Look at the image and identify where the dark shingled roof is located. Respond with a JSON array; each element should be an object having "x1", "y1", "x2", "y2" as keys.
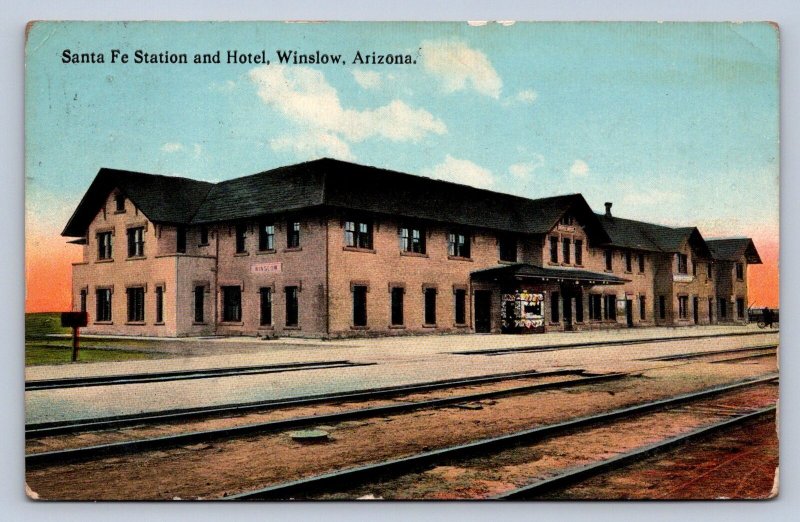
[
  {"x1": 471, "y1": 263, "x2": 629, "y2": 285},
  {"x1": 706, "y1": 238, "x2": 762, "y2": 264},
  {"x1": 63, "y1": 158, "x2": 611, "y2": 243},
  {"x1": 596, "y1": 214, "x2": 710, "y2": 256},
  {"x1": 62, "y1": 168, "x2": 214, "y2": 237}
]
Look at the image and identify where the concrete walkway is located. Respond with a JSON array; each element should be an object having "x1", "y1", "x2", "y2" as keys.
[{"x1": 25, "y1": 325, "x2": 778, "y2": 425}]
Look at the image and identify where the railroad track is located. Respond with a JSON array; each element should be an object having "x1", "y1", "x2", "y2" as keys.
[
  {"x1": 637, "y1": 344, "x2": 777, "y2": 362},
  {"x1": 26, "y1": 368, "x2": 587, "y2": 438},
  {"x1": 224, "y1": 373, "x2": 777, "y2": 500},
  {"x1": 25, "y1": 360, "x2": 373, "y2": 391},
  {"x1": 26, "y1": 370, "x2": 628, "y2": 468},
  {"x1": 452, "y1": 330, "x2": 778, "y2": 357}
]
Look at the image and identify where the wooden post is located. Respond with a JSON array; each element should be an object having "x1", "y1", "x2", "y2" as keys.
[{"x1": 71, "y1": 326, "x2": 80, "y2": 362}]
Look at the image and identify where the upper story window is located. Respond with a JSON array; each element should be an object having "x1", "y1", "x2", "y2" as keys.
[
  {"x1": 604, "y1": 249, "x2": 613, "y2": 271},
  {"x1": 735, "y1": 262, "x2": 744, "y2": 281},
  {"x1": 499, "y1": 235, "x2": 517, "y2": 262},
  {"x1": 97, "y1": 231, "x2": 113, "y2": 260},
  {"x1": 448, "y1": 232, "x2": 470, "y2": 258},
  {"x1": 400, "y1": 226, "x2": 425, "y2": 254},
  {"x1": 707, "y1": 261, "x2": 713, "y2": 279},
  {"x1": 575, "y1": 240, "x2": 583, "y2": 266},
  {"x1": 176, "y1": 226, "x2": 187, "y2": 253},
  {"x1": 692, "y1": 257, "x2": 697, "y2": 276},
  {"x1": 562, "y1": 238, "x2": 571, "y2": 264},
  {"x1": 287, "y1": 221, "x2": 301, "y2": 248},
  {"x1": 199, "y1": 226, "x2": 209, "y2": 246},
  {"x1": 680, "y1": 254, "x2": 690, "y2": 274},
  {"x1": 345, "y1": 220, "x2": 373, "y2": 249},
  {"x1": 638, "y1": 253, "x2": 645, "y2": 273},
  {"x1": 560, "y1": 215, "x2": 574, "y2": 226},
  {"x1": 235, "y1": 224, "x2": 247, "y2": 253},
  {"x1": 625, "y1": 251, "x2": 632, "y2": 272},
  {"x1": 127, "y1": 227, "x2": 145, "y2": 257},
  {"x1": 549, "y1": 236, "x2": 559, "y2": 263},
  {"x1": 114, "y1": 194, "x2": 126, "y2": 213},
  {"x1": 259, "y1": 222, "x2": 275, "y2": 251}
]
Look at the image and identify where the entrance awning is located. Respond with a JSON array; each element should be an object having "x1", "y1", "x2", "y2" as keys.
[{"x1": 471, "y1": 263, "x2": 629, "y2": 285}]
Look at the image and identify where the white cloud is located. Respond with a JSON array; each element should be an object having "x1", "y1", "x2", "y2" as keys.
[
  {"x1": 569, "y1": 159, "x2": 590, "y2": 177},
  {"x1": 161, "y1": 142, "x2": 184, "y2": 153},
  {"x1": 248, "y1": 65, "x2": 446, "y2": 158},
  {"x1": 422, "y1": 155, "x2": 495, "y2": 189},
  {"x1": 509, "y1": 154, "x2": 545, "y2": 179},
  {"x1": 420, "y1": 40, "x2": 502, "y2": 98},
  {"x1": 270, "y1": 131, "x2": 355, "y2": 162},
  {"x1": 352, "y1": 69, "x2": 381, "y2": 89},
  {"x1": 622, "y1": 189, "x2": 684, "y2": 206},
  {"x1": 515, "y1": 89, "x2": 538, "y2": 104}
]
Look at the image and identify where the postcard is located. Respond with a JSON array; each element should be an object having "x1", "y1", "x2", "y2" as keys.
[{"x1": 24, "y1": 21, "x2": 779, "y2": 501}]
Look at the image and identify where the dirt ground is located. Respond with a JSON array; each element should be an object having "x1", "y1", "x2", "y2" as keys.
[{"x1": 25, "y1": 355, "x2": 777, "y2": 500}]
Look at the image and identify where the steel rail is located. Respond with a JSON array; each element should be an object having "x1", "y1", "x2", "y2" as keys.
[
  {"x1": 25, "y1": 360, "x2": 370, "y2": 391},
  {"x1": 25, "y1": 368, "x2": 580, "y2": 438},
  {"x1": 25, "y1": 372, "x2": 627, "y2": 468},
  {"x1": 711, "y1": 352, "x2": 777, "y2": 364},
  {"x1": 637, "y1": 344, "x2": 777, "y2": 362},
  {"x1": 223, "y1": 373, "x2": 777, "y2": 500},
  {"x1": 452, "y1": 330, "x2": 778, "y2": 356},
  {"x1": 493, "y1": 405, "x2": 776, "y2": 499}
]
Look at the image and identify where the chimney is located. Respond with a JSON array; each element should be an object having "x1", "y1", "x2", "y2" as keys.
[{"x1": 604, "y1": 202, "x2": 613, "y2": 218}]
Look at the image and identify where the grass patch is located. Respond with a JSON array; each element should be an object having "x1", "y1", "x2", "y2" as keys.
[
  {"x1": 26, "y1": 343, "x2": 167, "y2": 366},
  {"x1": 25, "y1": 312, "x2": 71, "y2": 339}
]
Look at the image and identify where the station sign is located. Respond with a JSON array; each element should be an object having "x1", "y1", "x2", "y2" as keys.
[{"x1": 251, "y1": 262, "x2": 282, "y2": 275}]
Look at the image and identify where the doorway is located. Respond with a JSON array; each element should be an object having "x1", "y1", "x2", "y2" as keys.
[
  {"x1": 475, "y1": 290, "x2": 492, "y2": 333},
  {"x1": 693, "y1": 296, "x2": 699, "y2": 324},
  {"x1": 625, "y1": 299, "x2": 634, "y2": 327}
]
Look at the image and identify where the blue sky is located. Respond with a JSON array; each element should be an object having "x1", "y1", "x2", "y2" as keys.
[{"x1": 25, "y1": 21, "x2": 779, "y2": 242}]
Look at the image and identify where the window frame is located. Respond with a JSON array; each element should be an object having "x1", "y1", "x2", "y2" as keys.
[
  {"x1": 176, "y1": 226, "x2": 187, "y2": 254},
  {"x1": 194, "y1": 285, "x2": 205, "y2": 323},
  {"x1": 677, "y1": 253, "x2": 688, "y2": 274},
  {"x1": 549, "y1": 236, "x2": 559, "y2": 263},
  {"x1": 352, "y1": 285, "x2": 368, "y2": 327},
  {"x1": 155, "y1": 286, "x2": 164, "y2": 324},
  {"x1": 562, "y1": 238, "x2": 571, "y2": 265},
  {"x1": 221, "y1": 286, "x2": 242, "y2": 323},
  {"x1": 344, "y1": 219, "x2": 373, "y2": 250},
  {"x1": 287, "y1": 221, "x2": 301, "y2": 249},
  {"x1": 97, "y1": 231, "x2": 113, "y2": 260},
  {"x1": 638, "y1": 253, "x2": 645, "y2": 273},
  {"x1": 498, "y1": 235, "x2": 517, "y2": 262},
  {"x1": 678, "y1": 295, "x2": 689, "y2": 319},
  {"x1": 258, "y1": 222, "x2": 275, "y2": 251},
  {"x1": 424, "y1": 287, "x2": 437, "y2": 325},
  {"x1": 447, "y1": 232, "x2": 471, "y2": 259},
  {"x1": 235, "y1": 224, "x2": 247, "y2": 254},
  {"x1": 127, "y1": 227, "x2": 145, "y2": 258},
  {"x1": 735, "y1": 263, "x2": 744, "y2": 281},
  {"x1": 574, "y1": 239, "x2": 583, "y2": 266},
  {"x1": 604, "y1": 249, "x2": 613, "y2": 271},
  {"x1": 625, "y1": 251, "x2": 632, "y2": 272},
  {"x1": 199, "y1": 226, "x2": 209, "y2": 246},
  {"x1": 454, "y1": 288, "x2": 467, "y2": 325},
  {"x1": 96, "y1": 288, "x2": 112, "y2": 322},
  {"x1": 390, "y1": 286, "x2": 405, "y2": 326},
  {"x1": 126, "y1": 286, "x2": 145, "y2": 323},
  {"x1": 114, "y1": 194, "x2": 126, "y2": 212},
  {"x1": 400, "y1": 226, "x2": 426, "y2": 254},
  {"x1": 604, "y1": 294, "x2": 617, "y2": 321},
  {"x1": 285, "y1": 286, "x2": 299, "y2": 327},
  {"x1": 639, "y1": 295, "x2": 646, "y2": 321}
]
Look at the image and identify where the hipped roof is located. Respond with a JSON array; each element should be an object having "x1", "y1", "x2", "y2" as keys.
[{"x1": 706, "y1": 238, "x2": 763, "y2": 264}]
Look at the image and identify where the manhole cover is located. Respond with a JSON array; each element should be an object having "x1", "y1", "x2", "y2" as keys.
[{"x1": 290, "y1": 429, "x2": 330, "y2": 443}]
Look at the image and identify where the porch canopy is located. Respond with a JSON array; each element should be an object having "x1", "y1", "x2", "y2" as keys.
[{"x1": 471, "y1": 263, "x2": 629, "y2": 286}]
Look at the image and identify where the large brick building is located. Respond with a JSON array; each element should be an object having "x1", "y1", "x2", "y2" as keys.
[{"x1": 62, "y1": 158, "x2": 762, "y2": 338}]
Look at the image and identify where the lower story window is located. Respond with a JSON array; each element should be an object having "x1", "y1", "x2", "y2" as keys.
[
  {"x1": 678, "y1": 295, "x2": 689, "y2": 319},
  {"x1": 155, "y1": 286, "x2": 164, "y2": 323},
  {"x1": 639, "y1": 296, "x2": 646, "y2": 321},
  {"x1": 391, "y1": 287, "x2": 404, "y2": 326},
  {"x1": 127, "y1": 287, "x2": 145, "y2": 322},
  {"x1": 659, "y1": 295, "x2": 666, "y2": 320},
  {"x1": 286, "y1": 286, "x2": 299, "y2": 327},
  {"x1": 353, "y1": 285, "x2": 368, "y2": 327},
  {"x1": 588, "y1": 294, "x2": 602, "y2": 321},
  {"x1": 454, "y1": 289, "x2": 467, "y2": 325},
  {"x1": 604, "y1": 295, "x2": 617, "y2": 320},
  {"x1": 708, "y1": 297, "x2": 714, "y2": 321},
  {"x1": 736, "y1": 298, "x2": 745, "y2": 319},
  {"x1": 719, "y1": 298, "x2": 728, "y2": 319},
  {"x1": 424, "y1": 287, "x2": 437, "y2": 325},
  {"x1": 575, "y1": 293, "x2": 584, "y2": 322},
  {"x1": 79, "y1": 289, "x2": 87, "y2": 313},
  {"x1": 96, "y1": 288, "x2": 112, "y2": 322},
  {"x1": 260, "y1": 287, "x2": 273, "y2": 326},
  {"x1": 222, "y1": 286, "x2": 241, "y2": 322},
  {"x1": 194, "y1": 286, "x2": 205, "y2": 323}
]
